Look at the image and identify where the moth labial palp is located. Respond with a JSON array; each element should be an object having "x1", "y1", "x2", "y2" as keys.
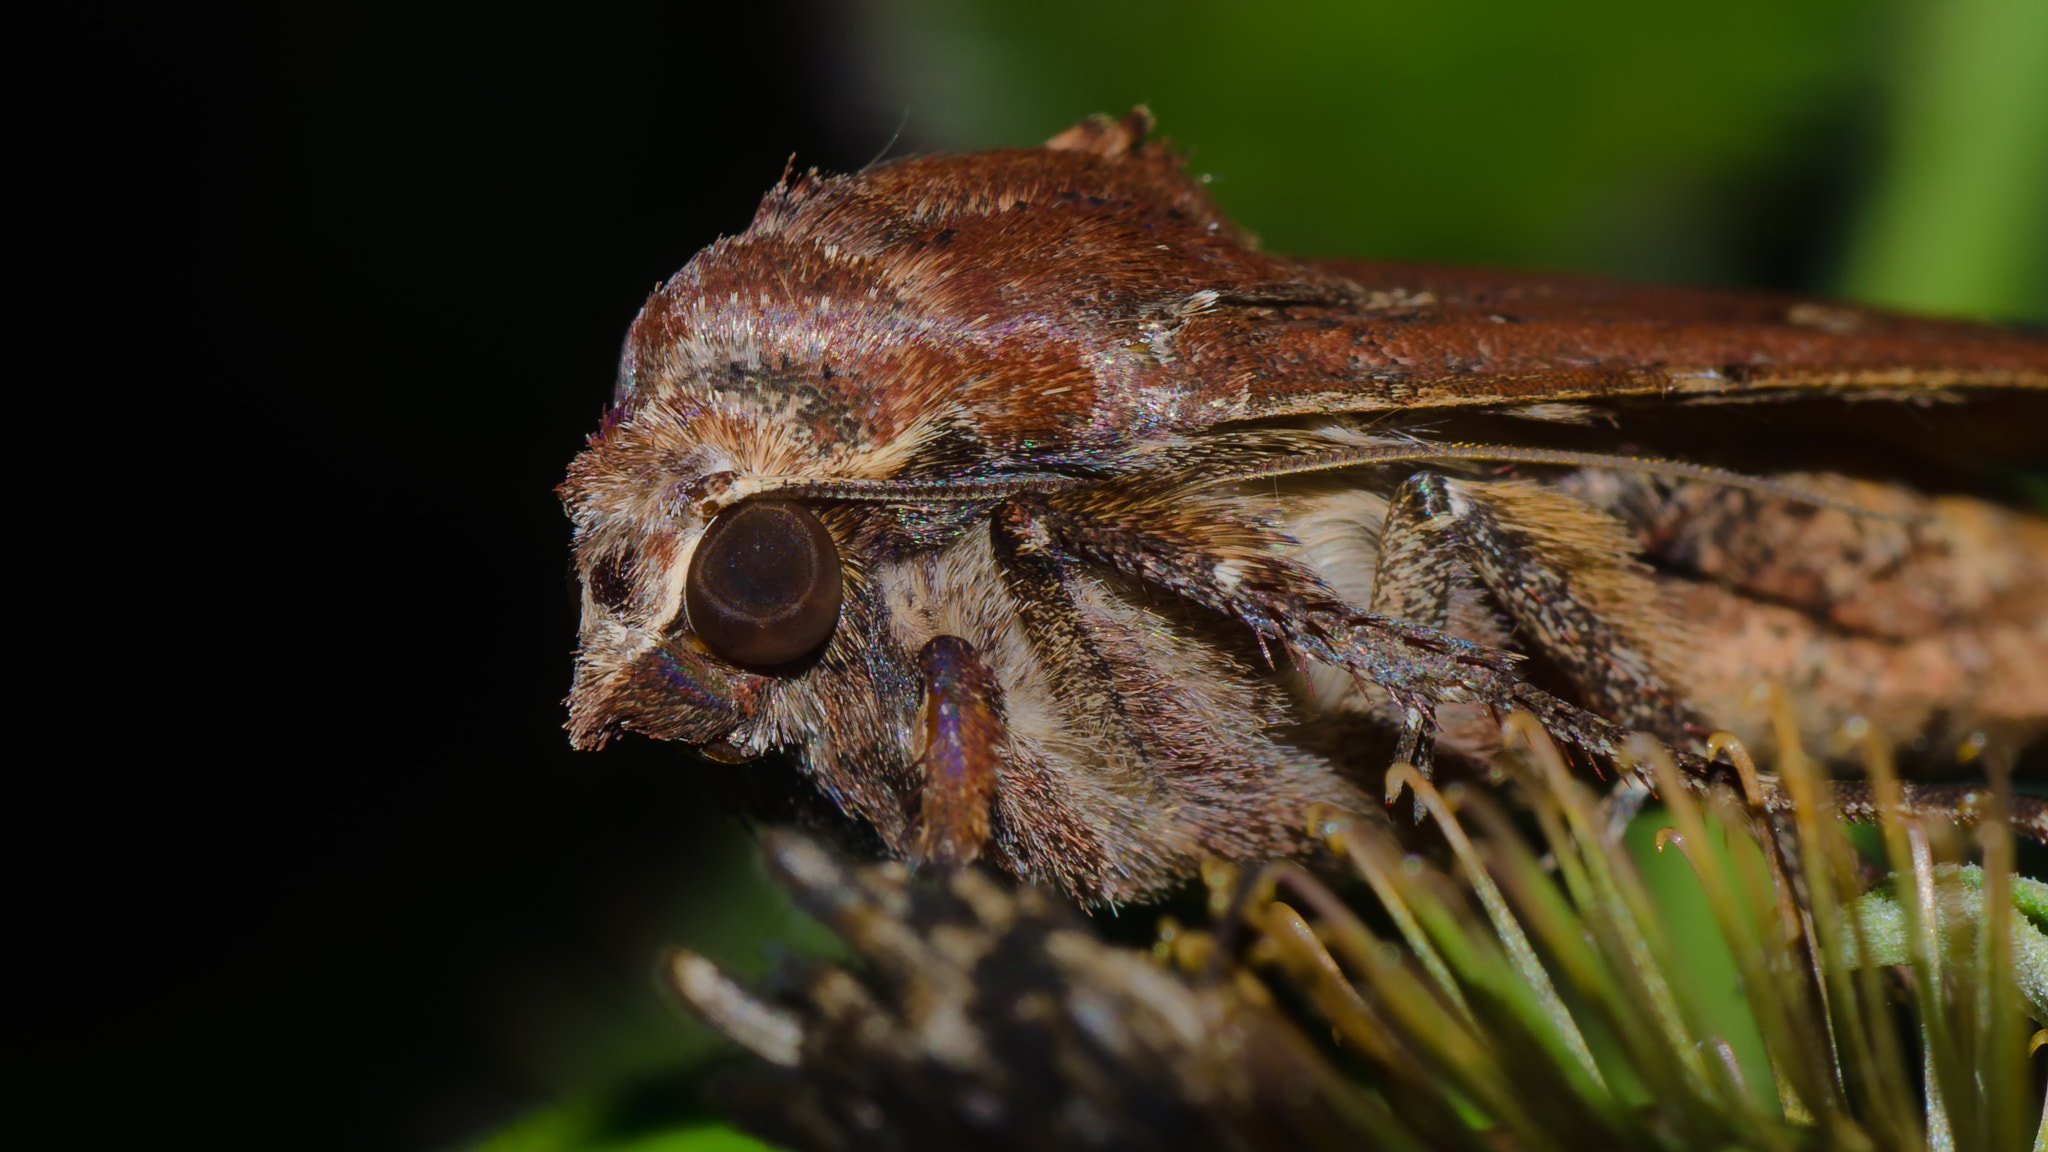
[{"x1": 906, "y1": 635, "x2": 1005, "y2": 869}]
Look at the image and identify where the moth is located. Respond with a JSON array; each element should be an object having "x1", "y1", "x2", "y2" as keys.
[{"x1": 561, "y1": 108, "x2": 2048, "y2": 904}]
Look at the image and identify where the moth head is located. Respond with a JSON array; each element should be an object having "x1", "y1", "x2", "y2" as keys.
[
  {"x1": 557, "y1": 378, "x2": 872, "y2": 755},
  {"x1": 556, "y1": 105, "x2": 1243, "y2": 759}
]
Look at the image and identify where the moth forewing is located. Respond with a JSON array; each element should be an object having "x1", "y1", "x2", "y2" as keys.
[{"x1": 562, "y1": 106, "x2": 2048, "y2": 902}]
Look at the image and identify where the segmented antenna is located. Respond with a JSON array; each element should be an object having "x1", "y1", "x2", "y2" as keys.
[
  {"x1": 723, "y1": 473, "x2": 1088, "y2": 506},
  {"x1": 717, "y1": 443, "x2": 1916, "y2": 523}
]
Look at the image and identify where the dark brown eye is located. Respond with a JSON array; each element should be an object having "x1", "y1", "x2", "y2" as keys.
[{"x1": 685, "y1": 500, "x2": 843, "y2": 667}]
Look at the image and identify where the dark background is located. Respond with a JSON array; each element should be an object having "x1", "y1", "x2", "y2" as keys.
[
  {"x1": 16, "y1": 2, "x2": 2043, "y2": 1149},
  {"x1": 19, "y1": 3, "x2": 873, "y2": 1148}
]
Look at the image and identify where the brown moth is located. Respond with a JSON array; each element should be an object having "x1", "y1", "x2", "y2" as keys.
[{"x1": 560, "y1": 108, "x2": 2048, "y2": 904}]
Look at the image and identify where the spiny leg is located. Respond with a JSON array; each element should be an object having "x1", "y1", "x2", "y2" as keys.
[
  {"x1": 908, "y1": 635, "x2": 1006, "y2": 868},
  {"x1": 1374, "y1": 472, "x2": 1704, "y2": 738},
  {"x1": 1364, "y1": 473, "x2": 1462, "y2": 800},
  {"x1": 1367, "y1": 470, "x2": 1700, "y2": 816}
]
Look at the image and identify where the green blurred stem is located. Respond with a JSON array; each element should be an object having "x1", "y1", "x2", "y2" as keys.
[{"x1": 1843, "y1": 866, "x2": 2048, "y2": 1023}]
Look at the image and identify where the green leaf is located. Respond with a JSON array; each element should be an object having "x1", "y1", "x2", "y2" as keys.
[{"x1": 470, "y1": 1099, "x2": 780, "y2": 1152}]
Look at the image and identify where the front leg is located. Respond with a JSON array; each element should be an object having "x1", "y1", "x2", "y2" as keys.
[{"x1": 908, "y1": 635, "x2": 1005, "y2": 868}]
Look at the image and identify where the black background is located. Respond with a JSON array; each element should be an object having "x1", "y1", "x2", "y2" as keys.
[{"x1": 17, "y1": 3, "x2": 871, "y2": 1147}]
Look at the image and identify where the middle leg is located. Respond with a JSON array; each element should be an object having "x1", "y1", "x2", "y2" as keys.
[{"x1": 1368, "y1": 472, "x2": 1704, "y2": 752}]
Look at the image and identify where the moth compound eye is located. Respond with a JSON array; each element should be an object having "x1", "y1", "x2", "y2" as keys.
[{"x1": 685, "y1": 500, "x2": 843, "y2": 667}]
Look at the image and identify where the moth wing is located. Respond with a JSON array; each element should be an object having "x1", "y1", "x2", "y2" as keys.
[{"x1": 1165, "y1": 259, "x2": 2048, "y2": 423}]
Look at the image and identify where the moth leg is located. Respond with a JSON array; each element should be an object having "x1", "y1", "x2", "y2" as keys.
[
  {"x1": 986, "y1": 508, "x2": 1151, "y2": 774},
  {"x1": 1365, "y1": 474, "x2": 1462, "y2": 802},
  {"x1": 908, "y1": 635, "x2": 1005, "y2": 868},
  {"x1": 996, "y1": 487, "x2": 1523, "y2": 738},
  {"x1": 1374, "y1": 471, "x2": 1703, "y2": 741},
  {"x1": 1002, "y1": 483, "x2": 1479, "y2": 824}
]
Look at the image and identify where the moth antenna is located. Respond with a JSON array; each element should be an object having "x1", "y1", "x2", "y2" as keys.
[
  {"x1": 704, "y1": 472, "x2": 1087, "y2": 511},
  {"x1": 1199, "y1": 442, "x2": 1924, "y2": 524},
  {"x1": 703, "y1": 449, "x2": 1914, "y2": 526}
]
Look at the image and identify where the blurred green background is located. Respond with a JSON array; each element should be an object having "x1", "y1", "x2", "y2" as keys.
[{"x1": 860, "y1": 0, "x2": 2047, "y2": 318}]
